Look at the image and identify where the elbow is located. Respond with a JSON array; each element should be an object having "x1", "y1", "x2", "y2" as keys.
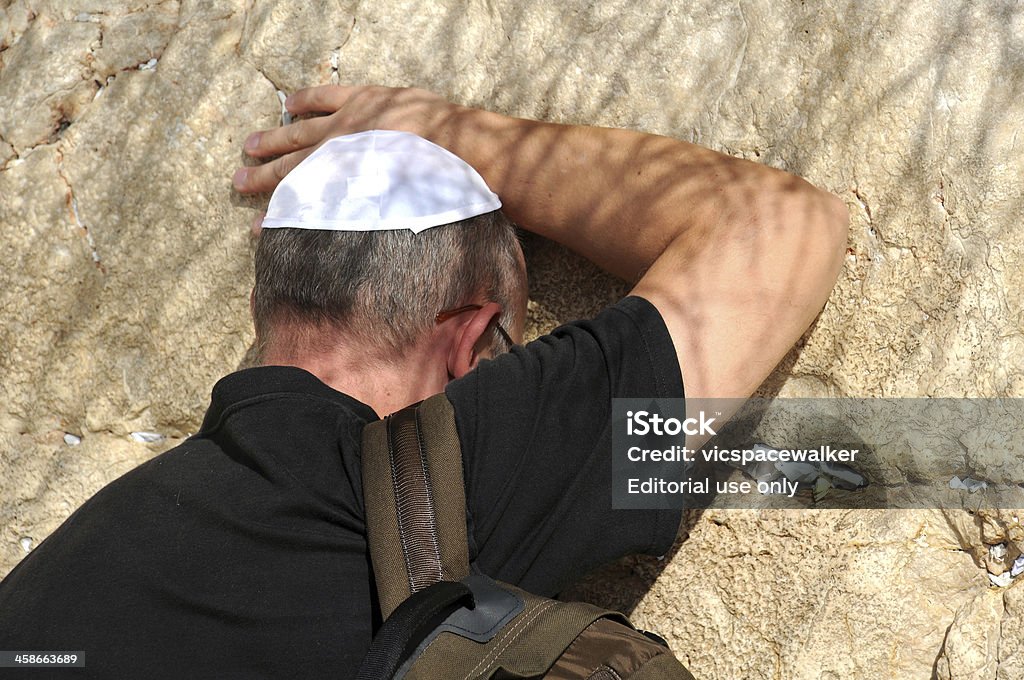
[
  {"x1": 820, "y1": 189, "x2": 850, "y2": 280},
  {"x1": 767, "y1": 175, "x2": 850, "y2": 274},
  {"x1": 797, "y1": 188, "x2": 849, "y2": 312},
  {"x1": 823, "y1": 190, "x2": 851, "y2": 251},
  {"x1": 783, "y1": 181, "x2": 850, "y2": 264},
  {"x1": 769, "y1": 184, "x2": 849, "y2": 314}
]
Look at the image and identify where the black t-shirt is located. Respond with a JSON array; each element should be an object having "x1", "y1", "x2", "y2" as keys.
[{"x1": 0, "y1": 296, "x2": 683, "y2": 678}]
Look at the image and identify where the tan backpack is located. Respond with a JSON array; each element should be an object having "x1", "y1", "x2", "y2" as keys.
[{"x1": 357, "y1": 394, "x2": 696, "y2": 680}]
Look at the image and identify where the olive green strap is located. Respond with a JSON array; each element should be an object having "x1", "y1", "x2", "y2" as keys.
[{"x1": 362, "y1": 394, "x2": 471, "y2": 620}]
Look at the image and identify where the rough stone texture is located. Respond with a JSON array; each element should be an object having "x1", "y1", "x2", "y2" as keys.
[
  {"x1": 935, "y1": 588, "x2": 1004, "y2": 680},
  {"x1": 934, "y1": 583, "x2": 1024, "y2": 679},
  {"x1": 1, "y1": 1, "x2": 1022, "y2": 678}
]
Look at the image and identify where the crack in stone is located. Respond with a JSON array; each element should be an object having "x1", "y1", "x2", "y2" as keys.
[
  {"x1": 74, "y1": 0, "x2": 169, "y2": 22},
  {"x1": 935, "y1": 171, "x2": 951, "y2": 217},
  {"x1": 250, "y1": 60, "x2": 284, "y2": 94},
  {"x1": 237, "y1": 0, "x2": 255, "y2": 54},
  {"x1": 3, "y1": 70, "x2": 102, "y2": 155},
  {"x1": 329, "y1": 13, "x2": 358, "y2": 84},
  {"x1": 337, "y1": 3, "x2": 359, "y2": 53},
  {"x1": 236, "y1": 1, "x2": 360, "y2": 92},
  {"x1": 0, "y1": 130, "x2": 15, "y2": 169},
  {"x1": 89, "y1": 22, "x2": 104, "y2": 74},
  {"x1": 76, "y1": 6, "x2": 178, "y2": 108},
  {"x1": 852, "y1": 186, "x2": 916, "y2": 254},
  {"x1": 235, "y1": 3, "x2": 285, "y2": 93},
  {"x1": 483, "y1": 0, "x2": 509, "y2": 43},
  {"x1": 708, "y1": 0, "x2": 749, "y2": 125},
  {"x1": 54, "y1": 147, "x2": 105, "y2": 274},
  {"x1": 995, "y1": 588, "x2": 1013, "y2": 674},
  {"x1": 852, "y1": 187, "x2": 872, "y2": 224}
]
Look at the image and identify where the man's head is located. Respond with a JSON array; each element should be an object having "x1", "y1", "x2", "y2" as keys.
[
  {"x1": 252, "y1": 209, "x2": 526, "y2": 361},
  {"x1": 249, "y1": 130, "x2": 528, "y2": 406}
]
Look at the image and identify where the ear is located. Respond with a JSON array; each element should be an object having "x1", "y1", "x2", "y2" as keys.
[{"x1": 447, "y1": 302, "x2": 503, "y2": 379}]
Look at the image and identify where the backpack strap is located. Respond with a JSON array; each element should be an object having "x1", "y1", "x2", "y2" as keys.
[
  {"x1": 353, "y1": 580, "x2": 475, "y2": 680},
  {"x1": 361, "y1": 393, "x2": 472, "y2": 620}
]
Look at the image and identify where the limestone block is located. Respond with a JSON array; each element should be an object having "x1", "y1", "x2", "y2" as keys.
[
  {"x1": 0, "y1": 13, "x2": 99, "y2": 152},
  {"x1": 568, "y1": 509, "x2": 984, "y2": 679},
  {"x1": 935, "y1": 588, "x2": 1009, "y2": 680},
  {"x1": 0, "y1": 5, "x2": 275, "y2": 438},
  {"x1": 0, "y1": 145, "x2": 104, "y2": 430},
  {"x1": 238, "y1": 0, "x2": 356, "y2": 93},
  {"x1": 997, "y1": 585, "x2": 1024, "y2": 679},
  {"x1": 89, "y1": 1, "x2": 180, "y2": 78}
]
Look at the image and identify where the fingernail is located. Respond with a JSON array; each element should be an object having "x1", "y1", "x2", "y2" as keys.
[
  {"x1": 232, "y1": 167, "x2": 248, "y2": 188},
  {"x1": 284, "y1": 94, "x2": 294, "y2": 109},
  {"x1": 244, "y1": 132, "x2": 260, "y2": 151}
]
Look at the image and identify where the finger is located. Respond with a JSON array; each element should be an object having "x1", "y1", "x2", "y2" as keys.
[
  {"x1": 285, "y1": 84, "x2": 358, "y2": 114},
  {"x1": 233, "y1": 147, "x2": 316, "y2": 194},
  {"x1": 243, "y1": 115, "x2": 334, "y2": 158}
]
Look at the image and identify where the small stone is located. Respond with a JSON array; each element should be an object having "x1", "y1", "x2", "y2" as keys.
[{"x1": 63, "y1": 433, "x2": 81, "y2": 446}]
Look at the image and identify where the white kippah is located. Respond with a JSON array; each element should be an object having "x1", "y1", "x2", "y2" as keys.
[{"x1": 261, "y1": 129, "x2": 501, "y2": 233}]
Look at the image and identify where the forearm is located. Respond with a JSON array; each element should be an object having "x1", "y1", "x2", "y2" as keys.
[
  {"x1": 236, "y1": 85, "x2": 842, "y2": 284},
  {"x1": 433, "y1": 105, "x2": 839, "y2": 282},
  {"x1": 430, "y1": 104, "x2": 850, "y2": 402}
]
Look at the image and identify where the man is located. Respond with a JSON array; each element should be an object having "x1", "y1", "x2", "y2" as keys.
[{"x1": 0, "y1": 85, "x2": 847, "y2": 677}]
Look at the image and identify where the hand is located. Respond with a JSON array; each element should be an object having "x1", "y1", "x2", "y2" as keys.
[{"x1": 233, "y1": 85, "x2": 456, "y2": 194}]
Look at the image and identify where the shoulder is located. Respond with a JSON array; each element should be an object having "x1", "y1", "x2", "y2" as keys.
[
  {"x1": 436, "y1": 297, "x2": 683, "y2": 592},
  {"x1": 446, "y1": 295, "x2": 682, "y2": 411}
]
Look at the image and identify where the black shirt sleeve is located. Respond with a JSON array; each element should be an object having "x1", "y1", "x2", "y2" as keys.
[{"x1": 445, "y1": 295, "x2": 684, "y2": 596}]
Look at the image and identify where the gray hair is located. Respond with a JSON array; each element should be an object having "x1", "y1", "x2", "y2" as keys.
[{"x1": 252, "y1": 211, "x2": 524, "y2": 359}]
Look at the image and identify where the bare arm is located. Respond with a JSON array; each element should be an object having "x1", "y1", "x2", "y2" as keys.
[{"x1": 235, "y1": 85, "x2": 849, "y2": 400}]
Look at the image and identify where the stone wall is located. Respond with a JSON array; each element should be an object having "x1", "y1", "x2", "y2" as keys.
[{"x1": 1, "y1": 0, "x2": 1022, "y2": 677}]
